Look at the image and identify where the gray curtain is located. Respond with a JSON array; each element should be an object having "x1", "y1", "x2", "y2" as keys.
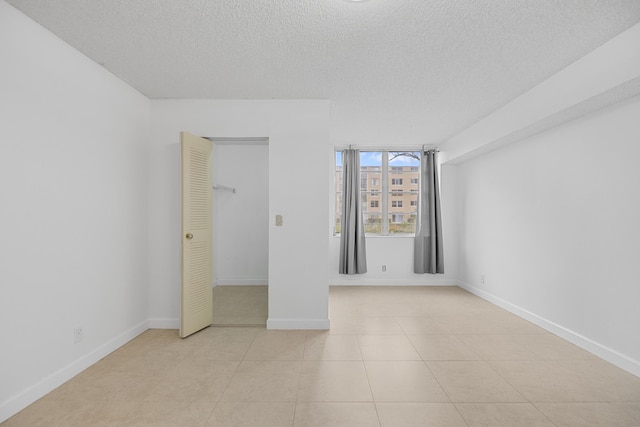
[
  {"x1": 339, "y1": 149, "x2": 367, "y2": 274},
  {"x1": 414, "y1": 150, "x2": 444, "y2": 274}
]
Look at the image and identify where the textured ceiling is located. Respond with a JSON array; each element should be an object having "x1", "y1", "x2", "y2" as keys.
[{"x1": 7, "y1": 0, "x2": 640, "y2": 144}]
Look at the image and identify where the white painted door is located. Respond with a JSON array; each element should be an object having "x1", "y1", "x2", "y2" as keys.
[{"x1": 180, "y1": 132, "x2": 213, "y2": 338}]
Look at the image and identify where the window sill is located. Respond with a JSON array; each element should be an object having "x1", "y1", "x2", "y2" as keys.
[{"x1": 333, "y1": 234, "x2": 415, "y2": 239}]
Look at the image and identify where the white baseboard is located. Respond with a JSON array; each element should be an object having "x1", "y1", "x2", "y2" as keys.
[
  {"x1": 148, "y1": 318, "x2": 180, "y2": 329},
  {"x1": 213, "y1": 278, "x2": 268, "y2": 286},
  {"x1": 459, "y1": 281, "x2": 640, "y2": 378},
  {"x1": 267, "y1": 318, "x2": 330, "y2": 330},
  {"x1": 330, "y1": 280, "x2": 457, "y2": 286},
  {"x1": 153, "y1": 316, "x2": 332, "y2": 331},
  {"x1": 0, "y1": 320, "x2": 149, "y2": 423}
]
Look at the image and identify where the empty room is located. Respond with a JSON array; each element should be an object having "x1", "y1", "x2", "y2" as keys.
[{"x1": 1, "y1": 1, "x2": 640, "y2": 426}]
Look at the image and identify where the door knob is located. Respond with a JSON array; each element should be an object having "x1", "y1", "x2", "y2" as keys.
[{"x1": 185, "y1": 233, "x2": 193, "y2": 240}]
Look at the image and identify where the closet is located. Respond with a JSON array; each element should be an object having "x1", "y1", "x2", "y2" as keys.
[{"x1": 211, "y1": 138, "x2": 269, "y2": 325}]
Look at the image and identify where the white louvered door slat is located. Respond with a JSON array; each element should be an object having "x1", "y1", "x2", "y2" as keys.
[{"x1": 180, "y1": 132, "x2": 213, "y2": 338}]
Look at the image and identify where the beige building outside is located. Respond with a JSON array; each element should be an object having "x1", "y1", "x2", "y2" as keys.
[{"x1": 335, "y1": 151, "x2": 420, "y2": 235}]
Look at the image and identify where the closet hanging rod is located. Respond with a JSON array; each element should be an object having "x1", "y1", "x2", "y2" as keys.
[{"x1": 213, "y1": 184, "x2": 236, "y2": 194}]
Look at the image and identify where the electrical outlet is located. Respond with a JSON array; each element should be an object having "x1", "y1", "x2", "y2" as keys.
[
  {"x1": 382, "y1": 265, "x2": 387, "y2": 272},
  {"x1": 480, "y1": 275, "x2": 485, "y2": 284},
  {"x1": 74, "y1": 327, "x2": 83, "y2": 344}
]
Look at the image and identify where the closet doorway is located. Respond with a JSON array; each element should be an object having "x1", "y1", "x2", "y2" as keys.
[{"x1": 210, "y1": 138, "x2": 268, "y2": 326}]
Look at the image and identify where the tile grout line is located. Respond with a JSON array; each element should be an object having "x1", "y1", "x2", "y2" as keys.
[
  {"x1": 358, "y1": 344, "x2": 383, "y2": 427},
  {"x1": 207, "y1": 327, "x2": 260, "y2": 424},
  {"x1": 418, "y1": 353, "x2": 472, "y2": 427},
  {"x1": 479, "y1": 354, "x2": 561, "y2": 426},
  {"x1": 292, "y1": 335, "x2": 311, "y2": 427}
]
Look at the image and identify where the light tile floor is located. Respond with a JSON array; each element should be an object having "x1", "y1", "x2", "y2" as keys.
[{"x1": 3, "y1": 286, "x2": 640, "y2": 426}]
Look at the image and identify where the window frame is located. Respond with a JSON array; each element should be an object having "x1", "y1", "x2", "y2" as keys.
[{"x1": 335, "y1": 149, "x2": 420, "y2": 237}]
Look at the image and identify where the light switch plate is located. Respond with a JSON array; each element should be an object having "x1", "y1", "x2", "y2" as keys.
[{"x1": 275, "y1": 214, "x2": 283, "y2": 226}]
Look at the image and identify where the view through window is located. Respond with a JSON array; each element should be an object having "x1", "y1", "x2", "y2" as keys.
[{"x1": 335, "y1": 150, "x2": 420, "y2": 236}]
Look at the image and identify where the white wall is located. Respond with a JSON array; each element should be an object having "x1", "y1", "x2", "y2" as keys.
[
  {"x1": 213, "y1": 143, "x2": 268, "y2": 285},
  {"x1": 148, "y1": 100, "x2": 330, "y2": 329},
  {"x1": 440, "y1": 21, "x2": 640, "y2": 164},
  {"x1": 329, "y1": 165, "x2": 458, "y2": 286},
  {"x1": 0, "y1": 1, "x2": 150, "y2": 421},
  {"x1": 456, "y1": 96, "x2": 640, "y2": 376},
  {"x1": 3, "y1": 2, "x2": 636, "y2": 422}
]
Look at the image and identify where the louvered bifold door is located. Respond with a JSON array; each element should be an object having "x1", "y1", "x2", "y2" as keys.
[{"x1": 180, "y1": 132, "x2": 213, "y2": 338}]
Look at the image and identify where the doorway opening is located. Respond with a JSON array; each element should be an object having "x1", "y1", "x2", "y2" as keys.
[{"x1": 209, "y1": 137, "x2": 269, "y2": 326}]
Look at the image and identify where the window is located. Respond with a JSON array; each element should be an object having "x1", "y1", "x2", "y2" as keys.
[{"x1": 335, "y1": 150, "x2": 420, "y2": 236}]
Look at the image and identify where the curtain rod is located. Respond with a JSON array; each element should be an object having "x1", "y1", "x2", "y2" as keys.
[
  {"x1": 335, "y1": 145, "x2": 427, "y2": 151},
  {"x1": 422, "y1": 144, "x2": 440, "y2": 152}
]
